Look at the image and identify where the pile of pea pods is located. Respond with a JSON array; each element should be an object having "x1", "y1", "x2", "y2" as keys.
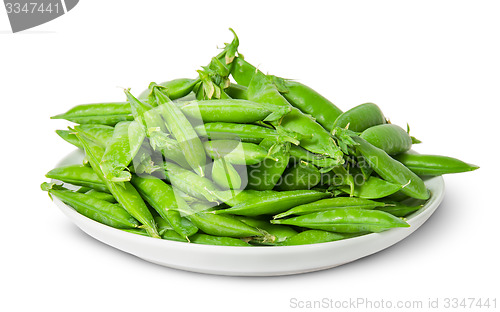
[{"x1": 42, "y1": 30, "x2": 478, "y2": 246}]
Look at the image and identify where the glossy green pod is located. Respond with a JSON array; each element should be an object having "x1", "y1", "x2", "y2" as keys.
[
  {"x1": 333, "y1": 103, "x2": 386, "y2": 132},
  {"x1": 51, "y1": 102, "x2": 133, "y2": 126},
  {"x1": 360, "y1": 124, "x2": 412, "y2": 155},
  {"x1": 393, "y1": 153, "x2": 479, "y2": 176}
]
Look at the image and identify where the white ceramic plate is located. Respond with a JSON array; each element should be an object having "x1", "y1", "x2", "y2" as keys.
[{"x1": 52, "y1": 149, "x2": 445, "y2": 276}]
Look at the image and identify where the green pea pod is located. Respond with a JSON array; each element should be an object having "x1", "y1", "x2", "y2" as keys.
[
  {"x1": 215, "y1": 190, "x2": 330, "y2": 216},
  {"x1": 186, "y1": 211, "x2": 263, "y2": 238},
  {"x1": 41, "y1": 183, "x2": 139, "y2": 229},
  {"x1": 275, "y1": 161, "x2": 321, "y2": 191},
  {"x1": 211, "y1": 157, "x2": 242, "y2": 190},
  {"x1": 235, "y1": 216, "x2": 298, "y2": 245},
  {"x1": 99, "y1": 121, "x2": 146, "y2": 182},
  {"x1": 130, "y1": 175, "x2": 198, "y2": 238},
  {"x1": 375, "y1": 201, "x2": 423, "y2": 217},
  {"x1": 179, "y1": 99, "x2": 290, "y2": 123},
  {"x1": 122, "y1": 228, "x2": 150, "y2": 237},
  {"x1": 51, "y1": 102, "x2": 133, "y2": 126},
  {"x1": 151, "y1": 83, "x2": 207, "y2": 176},
  {"x1": 46, "y1": 164, "x2": 108, "y2": 192},
  {"x1": 333, "y1": 103, "x2": 386, "y2": 132},
  {"x1": 247, "y1": 69, "x2": 343, "y2": 162},
  {"x1": 195, "y1": 122, "x2": 278, "y2": 144},
  {"x1": 246, "y1": 138, "x2": 290, "y2": 190},
  {"x1": 74, "y1": 128, "x2": 160, "y2": 238},
  {"x1": 230, "y1": 57, "x2": 256, "y2": 87},
  {"x1": 138, "y1": 78, "x2": 200, "y2": 100},
  {"x1": 56, "y1": 124, "x2": 115, "y2": 149},
  {"x1": 204, "y1": 140, "x2": 270, "y2": 165},
  {"x1": 189, "y1": 234, "x2": 250, "y2": 246},
  {"x1": 85, "y1": 189, "x2": 116, "y2": 203},
  {"x1": 289, "y1": 145, "x2": 339, "y2": 169},
  {"x1": 271, "y1": 209, "x2": 410, "y2": 233},
  {"x1": 280, "y1": 230, "x2": 354, "y2": 246},
  {"x1": 223, "y1": 189, "x2": 278, "y2": 207},
  {"x1": 226, "y1": 83, "x2": 248, "y2": 100},
  {"x1": 340, "y1": 176, "x2": 402, "y2": 199},
  {"x1": 393, "y1": 153, "x2": 479, "y2": 176},
  {"x1": 360, "y1": 124, "x2": 412, "y2": 155},
  {"x1": 269, "y1": 76, "x2": 343, "y2": 132},
  {"x1": 56, "y1": 130, "x2": 83, "y2": 149},
  {"x1": 274, "y1": 197, "x2": 386, "y2": 219},
  {"x1": 164, "y1": 162, "x2": 222, "y2": 202},
  {"x1": 352, "y1": 136, "x2": 429, "y2": 200}
]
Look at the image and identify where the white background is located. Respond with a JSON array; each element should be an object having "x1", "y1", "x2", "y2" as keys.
[{"x1": 1, "y1": 1, "x2": 498, "y2": 311}]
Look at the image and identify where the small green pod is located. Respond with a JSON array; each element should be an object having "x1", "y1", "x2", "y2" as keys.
[
  {"x1": 375, "y1": 202, "x2": 423, "y2": 217},
  {"x1": 275, "y1": 161, "x2": 322, "y2": 191},
  {"x1": 180, "y1": 99, "x2": 290, "y2": 123},
  {"x1": 215, "y1": 190, "x2": 330, "y2": 217},
  {"x1": 56, "y1": 130, "x2": 83, "y2": 149},
  {"x1": 100, "y1": 121, "x2": 146, "y2": 182},
  {"x1": 46, "y1": 164, "x2": 108, "y2": 192},
  {"x1": 130, "y1": 175, "x2": 198, "y2": 238},
  {"x1": 352, "y1": 136, "x2": 429, "y2": 200},
  {"x1": 189, "y1": 234, "x2": 250, "y2": 246},
  {"x1": 164, "y1": 162, "x2": 222, "y2": 202},
  {"x1": 56, "y1": 124, "x2": 115, "y2": 149},
  {"x1": 186, "y1": 211, "x2": 263, "y2": 238},
  {"x1": 225, "y1": 83, "x2": 249, "y2": 100},
  {"x1": 235, "y1": 216, "x2": 298, "y2": 245},
  {"x1": 393, "y1": 153, "x2": 479, "y2": 176},
  {"x1": 271, "y1": 209, "x2": 410, "y2": 233},
  {"x1": 333, "y1": 103, "x2": 386, "y2": 132},
  {"x1": 230, "y1": 57, "x2": 257, "y2": 87},
  {"x1": 138, "y1": 78, "x2": 200, "y2": 100},
  {"x1": 274, "y1": 197, "x2": 386, "y2": 219},
  {"x1": 42, "y1": 184, "x2": 139, "y2": 229},
  {"x1": 51, "y1": 102, "x2": 133, "y2": 126},
  {"x1": 204, "y1": 140, "x2": 270, "y2": 165},
  {"x1": 84, "y1": 189, "x2": 116, "y2": 203},
  {"x1": 75, "y1": 129, "x2": 160, "y2": 238},
  {"x1": 152, "y1": 84, "x2": 207, "y2": 177},
  {"x1": 340, "y1": 176, "x2": 402, "y2": 199},
  {"x1": 360, "y1": 124, "x2": 412, "y2": 155},
  {"x1": 195, "y1": 122, "x2": 278, "y2": 144},
  {"x1": 211, "y1": 157, "x2": 242, "y2": 190},
  {"x1": 280, "y1": 230, "x2": 353, "y2": 246},
  {"x1": 269, "y1": 76, "x2": 343, "y2": 132}
]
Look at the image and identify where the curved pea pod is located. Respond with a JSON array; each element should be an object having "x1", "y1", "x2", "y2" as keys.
[
  {"x1": 46, "y1": 164, "x2": 108, "y2": 192},
  {"x1": 51, "y1": 102, "x2": 133, "y2": 126},
  {"x1": 151, "y1": 84, "x2": 207, "y2": 176},
  {"x1": 247, "y1": 68, "x2": 343, "y2": 162},
  {"x1": 223, "y1": 189, "x2": 278, "y2": 207},
  {"x1": 203, "y1": 140, "x2": 270, "y2": 166},
  {"x1": 74, "y1": 129, "x2": 160, "y2": 238},
  {"x1": 189, "y1": 234, "x2": 250, "y2": 246},
  {"x1": 100, "y1": 121, "x2": 146, "y2": 182},
  {"x1": 138, "y1": 78, "x2": 200, "y2": 100},
  {"x1": 352, "y1": 136, "x2": 429, "y2": 200},
  {"x1": 179, "y1": 99, "x2": 291, "y2": 123},
  {"x1": 271, "y1": 209, "x2": 410, "y2": 233},
  {"x1": 280, "y1": 230, "x2": 354, "y2": 246},
  {"x1": 84, "y1": 189, "x2": 116, "y2": 203},
  {"x1": 269, "y1": 76, "x2": 343, "y2": 132},
  {"x1": 275, "y1": 161, "x2": 321, "y2": 191},
  {"x1": 186, "y1": 211, "x2": 264, "y2": 238},
  {"x1": 42, "y1": 183, "x2": 139, "y2": 229},
  {"x1": 333, "y1": 103, "x2": 386, "y2": 132},
  {"x1": 195, "y1": 122, "x2": 278, "y2": 144},
  {"x1": 289, "y1": 145, "x2": 339, "y2": 169},
  {"x1": 235, "y1": 216, "x2": 298, "y2": 245},
  {"x1": 246, "y1": 138, "x2": 290, "y2": 190},
  {"x1": 340, "y1": 176, "x2": 402, "y2": 199},
  {"x1": 153, "y1": 216, "x2": 191, "y2": 242},
  {"x1": 226, "y1": 83, "x2": 248, "y2": 100},
  {"x1": 164, "y1": 162, "x2": 222, "y2": 202},
  {"x1": 393, "y1": 153, "x2": 479, "y2": 176},
  {"x1": 230, "y1": 56, "x2": 257, "y2": 87},
  {"x1": 211, "y1": 157, "x2": 243, "y2": 190},
  {"x1": 56, "y1": 124, "x2": 115, "y2": 149},
  {"x1": 360, "y1": 124, "x2": 412, "y2": 155},
  {"x1": 130, "y1": 175, "x2": 198, "y2": 238},
  {"x1": 274, "y1": 197, "x2": 386, "y2": 219},
  {"x1": 215, "y1": 190, "x2": 330, "y2": 217}
]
